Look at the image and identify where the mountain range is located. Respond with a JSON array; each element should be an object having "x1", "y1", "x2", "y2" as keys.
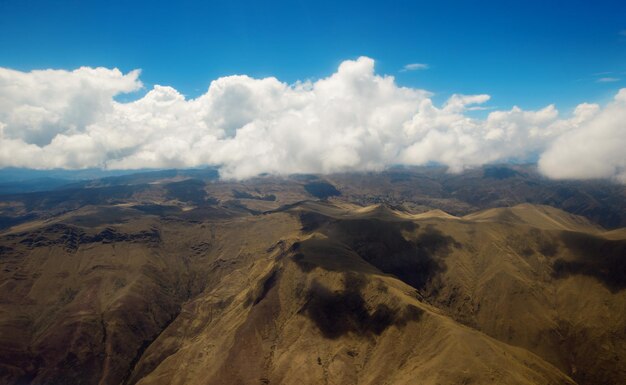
[{"x1": 0, "y1": 165, "x2": 624, "y2": 385}]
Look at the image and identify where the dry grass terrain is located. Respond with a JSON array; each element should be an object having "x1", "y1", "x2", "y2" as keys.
[{"x1": 0, "y1": 169, "x2": 625, "y2": 384}]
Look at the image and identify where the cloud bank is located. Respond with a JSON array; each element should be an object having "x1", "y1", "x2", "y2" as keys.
[{"x1": 0, "y1": 57, "x2": 624, "y2": 182}]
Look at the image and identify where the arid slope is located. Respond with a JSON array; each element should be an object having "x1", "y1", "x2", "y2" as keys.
[{"x1": 0, "y1": 200, "x2": 624, "y2": 384}]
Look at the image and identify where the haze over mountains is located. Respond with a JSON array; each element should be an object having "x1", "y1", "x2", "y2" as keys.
[{"x1": 0, "y1": 165, "x2": 625, "y2": 385}]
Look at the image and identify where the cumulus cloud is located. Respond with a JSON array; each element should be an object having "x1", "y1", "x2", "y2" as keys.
[
  {"x1": 0, "y1": 67, "x2": 142, "y2": 146},
  {"x1": 538, "y1": 91, "x2": 626, "y2": 183},
  {"x1": 0, "y1": 57, "x2": 625, "y2": 182}
]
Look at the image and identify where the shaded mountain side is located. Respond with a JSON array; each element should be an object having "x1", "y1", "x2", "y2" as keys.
[
  {"x1": 0, "y1": 201, "x2": 624, "y2": 384},
  {"x1": 130, "y1": 248, "x2": 575, "y2": 385},
  {"x1": 384, "y1": 208, "x2": 626, "y2": 385},
  {"x1": 276, "y1": 201, "x2": 626, "y2": 385}
]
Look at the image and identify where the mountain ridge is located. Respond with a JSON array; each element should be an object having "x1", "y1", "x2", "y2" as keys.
[{"x1": 1, "y1": 197, "x2": 624, "y2": 384}]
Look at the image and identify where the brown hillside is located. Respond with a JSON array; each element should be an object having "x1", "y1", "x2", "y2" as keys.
[{"x1": 0, "y1": 201, "x2": 624, "y2": 384}]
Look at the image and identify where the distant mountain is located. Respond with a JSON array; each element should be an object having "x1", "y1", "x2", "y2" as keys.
[
  {"x1": 0, "y1": 167, "x2": 219, "y2": 194},
  {"x1": 1, "y1": 164, "x2": 623, "y2": 230},
  {"x1": 0, "y1": 177, "x2": 73, "y2": 194},
  {"x1": 0, "y1": 167, "x2": 147, "y2": 183}
]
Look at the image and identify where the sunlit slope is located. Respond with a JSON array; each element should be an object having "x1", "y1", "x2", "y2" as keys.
[
  {"x1": 0, "y1": 201, "x2": 624, "y2": 384},
  {"x1": 406, "y1": 205, "x2": 625, "y2": 385},
  {"x1": 285, "y1": 201, "x2": 625, "y2": 385},
  {"x1": 0, "y1": 209, "x2": 300, "y2": 385},
  {"x1": 130, "y1": 237, "x2": 574, "y2": 385},
  {"x1": 128, "y1": 202, "x2": 624, "y2": 385},
  {"x1": 462, "y1": 203, "x2": 603, "y2": 232}
]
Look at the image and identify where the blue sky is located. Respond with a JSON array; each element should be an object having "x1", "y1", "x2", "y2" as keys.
[{"x1": 1, "y1": 0, "x2": 625, "y2": 112}]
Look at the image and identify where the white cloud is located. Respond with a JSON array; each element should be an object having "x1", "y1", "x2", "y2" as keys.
[
  {"x1": 0, "y1": 67, "x2": 141, "y2": 146},
  {"x1": 0, "y1": 57, "x2": 625, "y2": 182},
  {"x1": 401, "y1": 63, "x2": 429, "y2": 72},
  {"x1": 538, "y1": 90, "x2": 626, "y2": 183},
  {"x1": 597, "y1": 77, "x2": 620, "y2": 83}
]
